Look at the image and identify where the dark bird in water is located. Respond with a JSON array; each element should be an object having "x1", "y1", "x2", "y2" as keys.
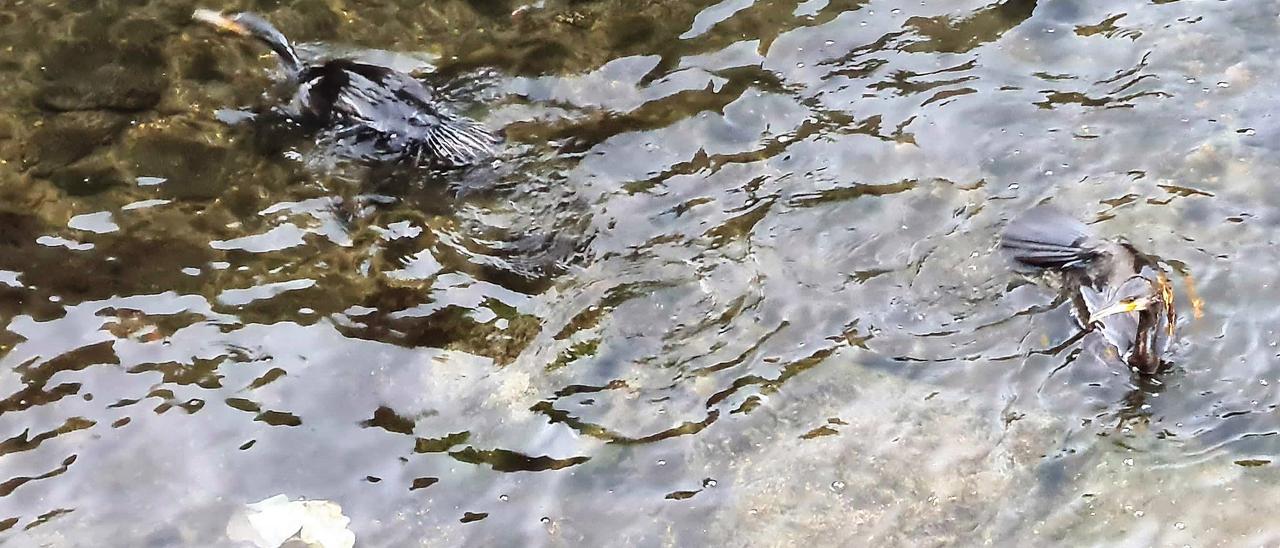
[
  {"x1": 192, "y1": 9, "x2": 500, "y2": 167},
  {"x1": 1001, "y1": 206, "x2": 1176, "y2": 374}
]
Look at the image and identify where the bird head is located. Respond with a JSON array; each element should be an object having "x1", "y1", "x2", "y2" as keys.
[
  {"x1": 193, "y1": 9, "x2": 301, "y2": 74},
  {"x1": 1087, "y1": 276, "x2": 1159, "y2": 325}
]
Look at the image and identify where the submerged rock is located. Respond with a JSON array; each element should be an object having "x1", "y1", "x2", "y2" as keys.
[
  {"x1": 123, "y1": 129, "x2": 252, "y2": 200},
  {"x1": 35, "y1": 40, "x2": 167, "y2": 112},
  {"x1": 46, "y1": 157, "x2": 127, "y2": 196},
  {"x1": 23, "y1": 112, "x2": 128, "y2": 176}
]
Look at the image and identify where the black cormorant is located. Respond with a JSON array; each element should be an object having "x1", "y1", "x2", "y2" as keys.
[
  {"x1": 193, "y1": 9, "x2": 500, "y2": 167},
  {"x1": 1001, "y1": 205, "x2": 1176, "y2": 374}
]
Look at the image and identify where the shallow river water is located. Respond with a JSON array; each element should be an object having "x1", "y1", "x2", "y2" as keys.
[{"x1": 3, "y1": 0, "x2": 1280, "y2": 545}]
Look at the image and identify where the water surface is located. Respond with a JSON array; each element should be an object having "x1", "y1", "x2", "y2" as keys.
[{"x1": 3, "y1": 0, "x2": 1280, "y2": 545}]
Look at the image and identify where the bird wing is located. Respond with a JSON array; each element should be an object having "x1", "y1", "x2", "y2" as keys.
[
  {"x1": 1001, "y1": 206, "x2": 1101, "y2": 269},
  {"x1": 326, "y1": 62, "x2": 444, "y2": 136},
  {"x1": 325, "y1": 62, "x2": 499, "y2": 166}
]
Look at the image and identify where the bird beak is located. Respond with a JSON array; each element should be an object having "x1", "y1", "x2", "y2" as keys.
[
  {"x1": 1087, "y1": 300, "x2": 1143, "y2": 325},
  {"x1": 193, "y1": 9, "x2": 249, "y2": 36}
]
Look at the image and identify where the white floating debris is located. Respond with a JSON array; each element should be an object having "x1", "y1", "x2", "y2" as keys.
[
  {"x1": 36, "y1": 235, "x2": 94, "y2": 251},
  {"x1": 216, "y1": 278, "x2": 317, "y2": 306},
  {"x1": 373, "y1": 220, "x2": 424, "y2": 241},
  {"x1": 68, "y1": 211, "x2": 120, "y2": 234},
  {"x1": 0, "y1": 270, "x2": 21, "y2": 288},
  {"x1": 226, "y1": 494, "x2": 355, "y2": 548},
  {"x1": 122, "y1": 199, "x2": 172, "y2": 211}
]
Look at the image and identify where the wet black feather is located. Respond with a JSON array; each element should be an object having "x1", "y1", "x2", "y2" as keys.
[{"x1": 1000, "y1": 205, "x2": 1099, "y2": 269}]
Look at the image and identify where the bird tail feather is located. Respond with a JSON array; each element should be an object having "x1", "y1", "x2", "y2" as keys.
[{"x1": 423, "y1": 114, "x2": 501, "y2": 167}]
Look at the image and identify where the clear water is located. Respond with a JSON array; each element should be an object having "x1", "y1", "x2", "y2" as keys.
[{"x1": 2, "y1": 0, "x2": 1280, "y2": 545}]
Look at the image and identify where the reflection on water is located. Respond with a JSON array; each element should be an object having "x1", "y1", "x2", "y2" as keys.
[{"x1": 3, "y1": 0, "x2": 1280, "y2": 545}]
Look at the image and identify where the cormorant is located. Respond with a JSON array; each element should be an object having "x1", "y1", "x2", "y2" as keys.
[
  {"x1": 1001, "y1": 205, "x2": 1176, "y2": 374},
  {"x1": 193, "y1": 9, "x2": 500, "y2": 167}
]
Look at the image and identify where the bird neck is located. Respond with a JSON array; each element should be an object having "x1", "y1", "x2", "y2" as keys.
[
  {"x1": 1130, "y1": 307, "x2": 1163, "y2": 374},
  {"x1": 263, "y1": 38, "x2": 302, "y2": 78},
  {"x1": 245, "y1": 23, "x2": 303, "y2": 78}
]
